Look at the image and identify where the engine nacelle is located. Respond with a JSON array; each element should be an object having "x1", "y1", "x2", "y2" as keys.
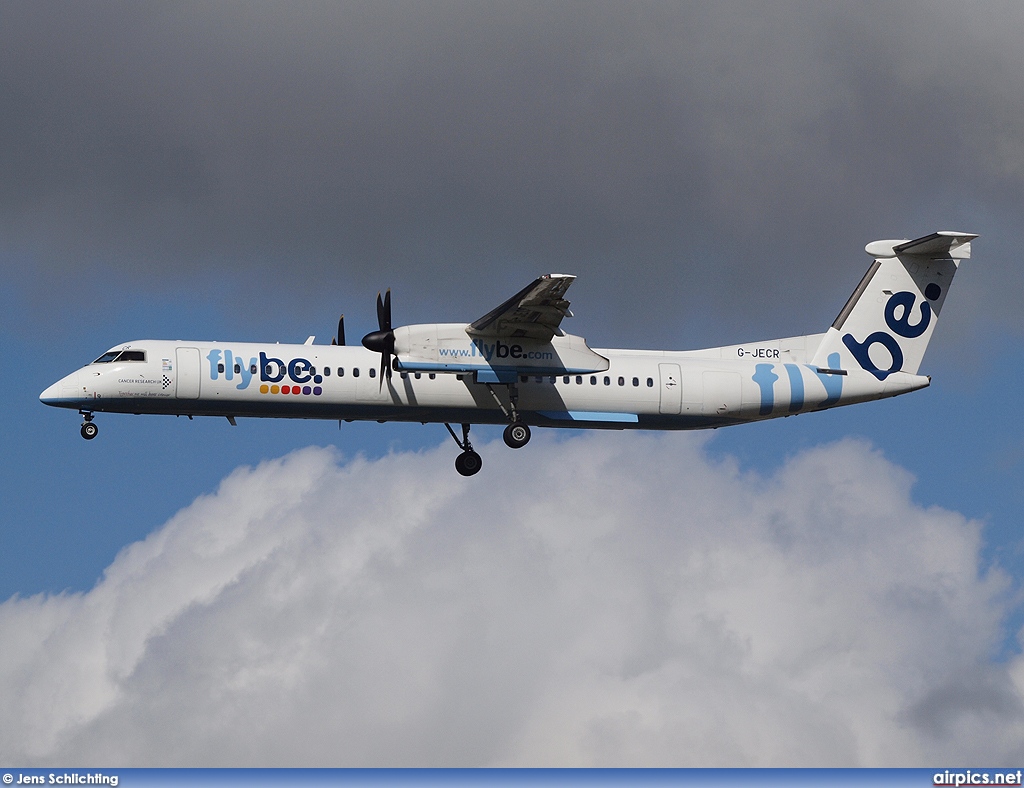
[{"x1": 392, "y1": 323, "x2": 609, "y2": 375}]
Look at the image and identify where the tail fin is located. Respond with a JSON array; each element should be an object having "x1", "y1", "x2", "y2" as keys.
[{"x1": 810, "y1": 231, "x2": 977, "y2": 380}]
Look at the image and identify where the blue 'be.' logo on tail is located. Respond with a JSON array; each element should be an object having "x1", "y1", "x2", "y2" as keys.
[{"x1": 842, "y1": 290, "x2": 934, "y2": 381}]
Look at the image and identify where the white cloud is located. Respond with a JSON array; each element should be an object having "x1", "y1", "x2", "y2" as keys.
[{"x1": 1, "y1": 433, "x2": 1021, "y2": 766}]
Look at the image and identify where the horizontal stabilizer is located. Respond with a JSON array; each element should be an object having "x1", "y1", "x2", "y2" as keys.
[{"x1": 864, "y1": 231, "x2": 977, "y2": 260}]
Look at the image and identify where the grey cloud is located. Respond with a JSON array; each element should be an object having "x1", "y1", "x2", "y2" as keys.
[
  {"x1": 0, "y1": 433, "x2": 1020, "y2": 765},
  {"x1": 2, "y1": 1, "x2": 1023, "y2": 346}
]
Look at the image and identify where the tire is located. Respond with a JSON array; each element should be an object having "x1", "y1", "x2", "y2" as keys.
[
  {"x1": 81, "y1": 422, "x2": 98, "y2": 440},
  {"x1": 455, "y1": 450, "x2": 483, "y2": 476},
  {"x1": 503, "y1": 422, "x2": 531, "y2": 449}
]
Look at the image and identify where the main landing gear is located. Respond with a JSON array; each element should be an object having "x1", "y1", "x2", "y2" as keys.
[
  {"x1": 80, "y1": 411, "x2": 98, "y2": 440},
  {"x1": 503, "y1": 422, "x2": 531, "y2": 449},
  {"x1": 445, "y1": 423, "x2": 482, "y2": 476},
  {"x1": 484, "y1": 381, "x2": 532, "y2": 450},
  {"x1": 444, "y1": 383, "x2": 535, "y2": 476},
  {"x1": 444, "y1": 419, "x2": 533, "y2": 477}
]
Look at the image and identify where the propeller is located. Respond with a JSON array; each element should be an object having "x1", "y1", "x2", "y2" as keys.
[
  {"x1": 361, "y1": 289, "x2": 395, "y2": 388},
  {"x1": 331, "y1": 315, "x2": 345, "y2": 346}
]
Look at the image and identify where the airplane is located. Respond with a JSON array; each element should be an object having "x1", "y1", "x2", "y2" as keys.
[{"x1": 40, "y1": 231, "x2": 976, "y2": 476}]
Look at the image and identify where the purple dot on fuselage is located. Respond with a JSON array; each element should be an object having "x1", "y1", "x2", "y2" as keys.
[
  {"x1": 313, "y1": 386, "x2": 322, "y2": 395},
  {"x1": 302, "y1": 386, "x2": 311, "y2": 395}
]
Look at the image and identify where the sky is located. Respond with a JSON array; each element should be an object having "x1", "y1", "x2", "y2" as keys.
[{"x1": 1, "y1": 0, "x2": 1023, "y2": 767}]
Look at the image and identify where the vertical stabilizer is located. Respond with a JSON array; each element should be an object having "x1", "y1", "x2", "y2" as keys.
[{"x1": 810, "y1": 231, "x2": 977, "y2": 379}]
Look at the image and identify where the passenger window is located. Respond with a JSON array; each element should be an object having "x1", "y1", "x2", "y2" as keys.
[
  {"x1": 590, "y1": 376, "x2": 597, "y2": 385},
  {"x1": 400, "y1": 372, "x2": 408, "y2": 380},
  {"x1": 429, "y1": 373, "x2": 436, "y2": 380},
  {"x1": 603, "y1": 376, "x2": 610, "y2": 386},
  {"x1": 563, "y1": 376, "x2": 570, "y2": 384},
  {"x1": 338, "y1": 367, "x2": 344, "y2": 377},
  {"x1": 324, "y1": 367, "x2": 330, "y2": 377},
  {"x1": 369, "y1": 368, "x2": 376, "y2": 378},
  {"x1": 632, "y1": 377, "x2": 639, "y2": 387},
  {"x1": 415, "y1": 372, "x2": 421, "y2": 379},
  {"x1": 521, "y1": 376, "x2": 529, "y2": 383},
  {"x1": 576, "y1": 376, "x2": 583, "y2": 385},
  {"x1": 647, "y1": 378, "x2": 654, "y2": 387},
  {"x1": 535, "y1": 376, "x2": 543, "y2": 384},
  {"x1": 353, "y1": 368, "x2": 360, "y2": 378},
  {"x1": 218, "y1": 363, "x2": 225, "y2": 373},
  {"x1": 234, "y1": 364, "x2": 241, "y2": 374},
  {"x1": 250, "y1": 364, "x2": 257, "y2": 375},
  {"x1": 618, "y1": 377, "x2": 624, "y2": 386}
]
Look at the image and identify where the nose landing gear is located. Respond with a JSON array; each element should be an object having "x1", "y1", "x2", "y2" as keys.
[{"x1": 80, "y1": 411, "x2": 98, "y2": 440}]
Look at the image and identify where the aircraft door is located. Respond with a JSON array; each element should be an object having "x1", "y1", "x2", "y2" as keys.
[
  {"x1": 175, "y1": 347, "x2": 201, "y2": 399},
  {"x1": 658, "y1": 363, "x2": 682, "y2": 415}
]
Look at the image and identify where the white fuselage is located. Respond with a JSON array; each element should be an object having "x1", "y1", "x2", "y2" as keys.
[{"x1": 39, "y1": 334, "x2": 929, "y2": 431}]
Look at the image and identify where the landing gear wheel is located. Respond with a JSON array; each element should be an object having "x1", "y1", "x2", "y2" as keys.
[
  {"x1": 455, "y1": 450, "x2": 482, "y2": 477},
  {"x1": 503, "y1": 422, "x2": 531, "y2": 449},
  {"x1": 80, "y1": 422, "x2": 98, "y2": 440}
]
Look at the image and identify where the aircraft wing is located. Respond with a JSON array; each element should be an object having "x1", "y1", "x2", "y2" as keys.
[{"x1": 466, "y1": 274, "x2": 576, "y2": 341}]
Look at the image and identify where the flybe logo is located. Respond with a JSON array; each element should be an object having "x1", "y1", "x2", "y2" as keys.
[
  {"x1": 438, "y1": 340, "x2": 554, "y2": 362},
  {"x1": 206, "y1": 350, "x2": 324, "y2": 395},
  {"x1": 842, "y1": 286, "x2": 938, "y2": 381}
]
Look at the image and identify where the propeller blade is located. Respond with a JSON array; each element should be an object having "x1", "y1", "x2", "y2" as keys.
[
  {"x1": 367, "y1": 289, "x2": 395, "y2": 390},
  {"x1": 378, "y1": 289, "x2": 392, "y2": 332},
  {"x1": 337, "y1": 314, "x2": 345, "y2": 346}
]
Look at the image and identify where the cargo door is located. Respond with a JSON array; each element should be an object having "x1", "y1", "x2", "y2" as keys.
[{"x1": 702, "y1": 371, "x2": 741, "y2": 416}]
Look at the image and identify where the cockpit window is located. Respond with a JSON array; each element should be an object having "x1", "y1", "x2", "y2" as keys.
[{"x1": 91, "y1": 350, "x2": 146, "y2": 364}]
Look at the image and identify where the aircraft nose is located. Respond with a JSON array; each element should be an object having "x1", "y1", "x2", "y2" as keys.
[
  {"x1": 39, "y1": 381, "x2": 61, "y2": 404},
  {"x1": 40, "y1": 371, "x2": 80, "y2": 406}
]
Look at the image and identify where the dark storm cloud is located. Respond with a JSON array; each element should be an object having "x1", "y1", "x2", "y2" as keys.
[{"x1": 3, "y1": 1, "x2": 1022, "y2": 343}]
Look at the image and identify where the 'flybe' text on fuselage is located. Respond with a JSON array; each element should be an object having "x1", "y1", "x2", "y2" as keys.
[{"x1": 206, "y1": 350, "x2": 323, "y2": 390}]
